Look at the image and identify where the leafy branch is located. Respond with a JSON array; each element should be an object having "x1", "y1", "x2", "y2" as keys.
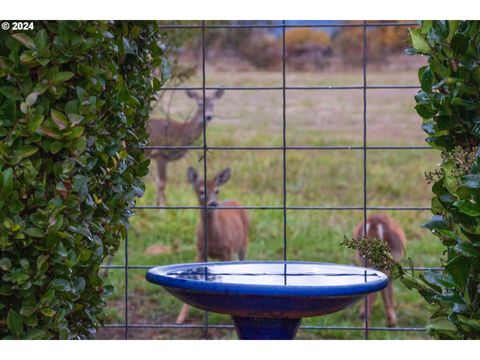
[{"x1": 362, "y1": 20, "x2": 480, "y2": 339}]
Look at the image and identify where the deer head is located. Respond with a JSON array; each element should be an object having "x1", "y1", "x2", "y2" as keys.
[
  {"x1": 187, "y1": 167, "x2": 231, "y2": 207},
  {"x1": 185, "y1": 89, "x2": 224, "y2": 123}
]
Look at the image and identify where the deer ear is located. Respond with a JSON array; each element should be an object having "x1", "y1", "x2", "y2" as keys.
[
  {"x1": 187, "y1": 167, "x2": 198, "y2": 184},
  {"x1": 185, "y1": 90, "x2": 199, "y2": 100},
  {"x1": 215, "y1": 168, "x2": 231, "y2": 186},
  {"x1": 214, "y1": 89, "x2": 225, "y2": 99}
]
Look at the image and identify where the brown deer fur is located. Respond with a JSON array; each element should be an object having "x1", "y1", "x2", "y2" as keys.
[
  {"x1": 146, "y1": 89, "x2": 224, "y2": 206},
  {"x1": 353, "y1": 214, "x2": 406, "y2": 327},
  {"x1": 175, "y1": 167, "x2": 249, "y2": 324}
]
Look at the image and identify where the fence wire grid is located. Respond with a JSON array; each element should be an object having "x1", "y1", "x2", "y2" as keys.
[{"x1": 101, "y1": 20, "x2": 440, "y2": 340}]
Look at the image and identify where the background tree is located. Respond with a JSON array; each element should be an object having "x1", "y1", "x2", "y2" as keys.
[{"x1": 333, "y1": 21, "x2": 409, "y2": 66}]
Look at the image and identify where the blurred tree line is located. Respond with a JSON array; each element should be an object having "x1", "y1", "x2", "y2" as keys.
[{"x1": 158, "y1": 20, "x2": 412, "y2": 74}]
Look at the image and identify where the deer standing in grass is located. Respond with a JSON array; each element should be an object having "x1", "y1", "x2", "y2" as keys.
[
  {"x1": 353, "y1": 214, "x2": 406, "y2": 327},
  {"x1": 175, "y1": 166, "x2": 249, "y2": 324},
  {"x1": 146, "y1": 89, "x2": 224, "y2": 206}
]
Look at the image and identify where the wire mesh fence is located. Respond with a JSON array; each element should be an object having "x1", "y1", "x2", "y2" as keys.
[{"x1": 100, "y1": 20, "x2": 440, "y2": 340}]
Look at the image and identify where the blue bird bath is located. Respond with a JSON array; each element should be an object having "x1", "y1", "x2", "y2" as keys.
[{"x1": 146, "y1": 261, "x2": 388, "y2": 340}]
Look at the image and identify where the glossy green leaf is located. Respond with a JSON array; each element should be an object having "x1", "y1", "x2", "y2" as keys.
[
  {"x1": 33, "y1": 81, "x2": 49, "y2": 94},
  {"x1": 20, "y1": 304, "x2": 35, "y2": 317},
  {"x1": 75, "y1": 86, "x2": 88, "y2": 101},
  {"x1": 37, "y1": 126, "x2": 62, "y2": 139},
  {"x1": 20, "y1": 50, "x2": 37, "y2": 64},
  {"x1": 420, "y1": 67, "x2": 434, "y2": 92},
  {"x1": 16, "y1": 145, "x2": 39, "y2": 159},
  {"x1": 429, "y1": 58, "x2": 451, "y2": 78},
  {"x1": 20, "y1": 259, "x2": 29, "y2": 269},
  {"x1": 422, "y1": 215, "x2": 450, "y2": 232},
  {"x1": 447, "y1": 21, "x2": 460, "y2": 42},
  {"x1": 451, "y1": 33, "x2": 469, "y2": 55},
  {"x1": 50, "y1": 141, "x2": 64, "y2": 154},
  {"x1": 458, "y1": 317, "x2": 480, "y2": 332},
  {"x1": 409, "y1": 28, "x2": 432, "y2": 55},
  {"x1": 25, "y1": 92, "x2": 38, "y2": 107},
  {"x1": 20, "y1": 102, "x2": 28, "y2": 114},
  {"x1": 426, "y1": 318, "x2": 459, "y2": 338},
  {"x1": 2, "y1": 168, "x2": 13, "y2": 196},
  {"x1": 39, "y1": 289, "x2": 55, "y2": 305},
  {"x1": 421, "y1": 21, "x2": 433, "y2": 33},
  {"x1": 0, "y1": 257, "x2": 12, "y2": 271},
  {"x1": 40, "y1": 307, "x2": 56, "y2": 317},
  {"x1": 51, "y1": 278, "x2": 70, "y2": 292},
  {"x1": 24, "y1": 227, "x2": 44, "y2": 238},
  {"x1": 7, "y1": 309, "x2": 24, "y2": 338},
  {"x1": 11, "y1": 33, "x2": 36, "y2": 50},
  {"x1": 0, "y1": 86, "x2": 22, "y2": 101},
  {"x1": 453, "y1": 200, "x2": 480, "y2": 216},
  {"x1": 24, "y1": 329, "x2": 46, "y2": 340},
  {"x1": 445, "y1": 256, "x2": 469, "y2": 288},
  {"x1": 51, "y1": 109, "x2": 69, "y2": 130},
  {"x1": 71, "y1": 137, "x2": 86, "y2": 155},
  {"x1": 36, "y1": 254, "x2": 49, "y2": 271},
  {"x1": 415, "y1": 103, "x2": 436, "y2": 119},
  {"x1": 34, "y1": 29, "x2": 48, "y2": 53},
  {"x1": 67, "y1": 113, "x2": 84, "y2": 125},
  {"x1": 53, "y1": 72, "x2": 74, "y2": 83},
  {"x1": 454, "y1": 242, "x2": 480, "y2": 258},
  {"x1": 65, "y1": 126, "x2": 84, "y2": 139}
]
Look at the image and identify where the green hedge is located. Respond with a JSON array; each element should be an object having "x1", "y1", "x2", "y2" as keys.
[
  {"x1": 408, "y1": 21, "x2": 480, "y2": 339},
  {"x1": 0, "y1": 21, "x2": 167, "y2": 339}
]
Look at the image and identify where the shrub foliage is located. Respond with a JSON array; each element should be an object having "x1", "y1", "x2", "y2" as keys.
[
  {"x1": 408, "y1": 20, "x2": 480, "y2": 339},
  {"x1": 0, "y1": 21, "x2": 167, "y2": 339}
]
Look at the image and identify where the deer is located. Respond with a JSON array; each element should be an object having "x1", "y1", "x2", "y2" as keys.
[
  {"x1": 100, "y1": 90, "x2": 224, "y2": 277},
  {"x1": 353, "y1": 214, "x2": 406, "y2": 328},
  {"x1": 175, "y1": 166, "x2": 249, "y2": 324},
  {"x1": 146, "y1": 89, "x2": 225, "y2": 206}
]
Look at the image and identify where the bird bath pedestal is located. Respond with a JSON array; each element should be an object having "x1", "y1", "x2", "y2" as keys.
[{"x1": 146, "y1": 261, "x2": 388, "y2": 340}]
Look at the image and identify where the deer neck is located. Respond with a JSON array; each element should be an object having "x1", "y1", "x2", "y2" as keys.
[
  {"x1": 199, "y1": 208, "x2": 218, "y2": 239},
  {"x1": 182, "y1": 110, "x2": 205, "y2": 145}
]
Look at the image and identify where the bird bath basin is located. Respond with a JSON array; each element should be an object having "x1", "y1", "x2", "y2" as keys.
[{"x1": 146, "y1": 261, "x2": 388, "y2": 340}]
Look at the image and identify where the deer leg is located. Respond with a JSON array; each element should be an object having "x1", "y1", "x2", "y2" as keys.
[
  {"x1": 175, "y1": 251, "x2": 205, "y2": 324},
  {"x1": 359, "y1": 292, "x2": 376, "y2": 324},
  {"x1": 176, "y1": 304, "x2": 190, "y2": 325},
  {"x1": 155, "y1": 158, "x2": 167, "y2": 207},
  {"x1": 381, "y1": 282, "x2": 398, "y2": 327},
  {"x1": 238, "y1": 245, "x2": 247, "y2": 261}
]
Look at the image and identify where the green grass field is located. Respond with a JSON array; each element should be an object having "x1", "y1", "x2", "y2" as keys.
[{"x1": 96, "y1": 68, "x2": 444, "y2": 340}]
